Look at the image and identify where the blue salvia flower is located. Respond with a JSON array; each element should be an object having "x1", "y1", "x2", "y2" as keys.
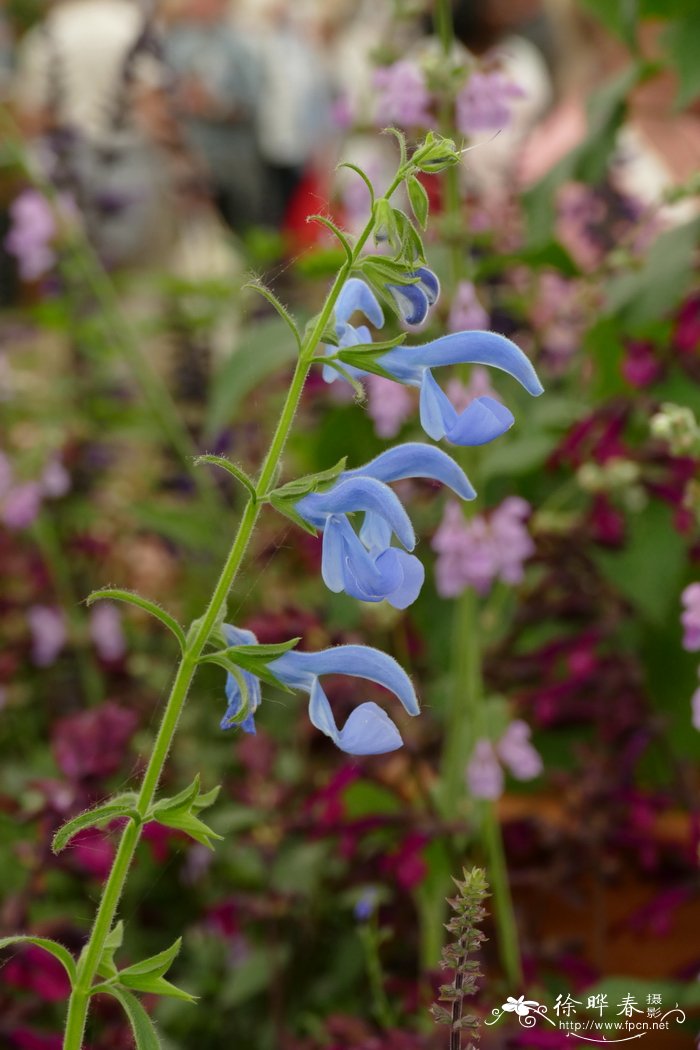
[
  {"x1": 221, "y1": 628, "x2": 419, "y2": 754},
  {"x1": 322, "y1": 275, "x2": 543, "y2": 445},
  {"x1": 294, "y1": 443, "x2": 474, "y2": 608}
]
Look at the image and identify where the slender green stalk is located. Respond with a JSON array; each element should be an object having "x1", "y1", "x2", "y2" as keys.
[
  {"x1": 482, "y1": 803, "x2": 522, "y2": 987},
  {"x1": 61, "y1": 176, "x2": 404, "y2": 1046}
]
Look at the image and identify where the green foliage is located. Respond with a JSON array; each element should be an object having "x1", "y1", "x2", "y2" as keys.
[
  {"x1": 52, "y1": 794, "x2": 141, "y2": 854},
  {"x1": 147, "y1": 776, "x2": 222, "y2": 850}
]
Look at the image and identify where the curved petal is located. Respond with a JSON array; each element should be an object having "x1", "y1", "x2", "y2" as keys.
[
  {"x1": 222, "y1": 666, "x2": 261, "y2": 730},
  {"x1": 296, "y1": 476, "x2": 415, "y2": 550},
  {"x1": 308, "y1": 677, "x2": 341, "y2": 745},
  {"x1": 359, "y1": 510, "x2": 393, "y2": 551},
  {"x1": 416, "y1": 267, "x2": 440, "y2": 305},
  {"x1": 343, "y1": 442, "x2": 475, "y2": 501},
  {"x1": 380, "y1": 548, "x2": 425, "y2": 609},
  {"x1": 336, "y1": 278, "x2": 385, "y2": 329},
  {"x1": 445, "y1": 395, "x2": 515, "y2": 446},
  {"x1": 326, "y1": 516, "x2": 405, "y2": 603},
  {"x1": 223, "y1": 624, "x2": 258, "y2": 647},
  {"x1": 419, "y1": 368, "x2": 455, "y2": 440},
  {"x1": 271, "y1": 645, "x2": 420, "y2": 716},
  {"x1": 380, "y1": 330, "x2": 544, "y2": 396},
  {"x1": 320, "y1": 514, "x2": 348, "y2": 593},
  {"x1": 336, "y1": 701, "x2": 403, "y2": 754},
  {"x1": 387, "y1": 282, "x2": 429, "y2": 326}
]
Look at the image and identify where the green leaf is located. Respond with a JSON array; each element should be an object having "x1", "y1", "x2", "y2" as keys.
[
  {"x1": 205, "y1": 317, "x2": 298, "y2": 439},
  {"x1": 52, "y1": 795, "x2": 140, "y2": 854},
  {"x1": 663, "y1": 16, "x2": 700, "y2": 108},
  {"x1": 118, "y1": 937, "x2": 182, "y2": 981},
  {"x1": 97, "y1": 922, "x2": 124, "y2": 979},
  {"x1": 151, "y1": 776, "x2": 202, "y2": 816},
  {"x1": 406, "y1": 174, "x2": 429, "y2": 229},
  {"x1": 580, "y1": 0, "x2": 638, "y2": 48},
  {"x1": 359, "y1": 256, "x2": 420, "y2": 284},
  {"x1": 86, "y1": 589, "x2": 185, "y2": 652},
  {"x1": 269, "y1": 494, "x2": 319, "y2": 535},
  {"x1": 200, "y1": 638, "x2": 301, "y2": 692},
  {"x1": 148, "y1": 776, "x2": 223, "y2": 850},
  {"x1": 306, "y1": 214, "x2": 354, "y2": 266},
  {"x1": 383, "y1": 125, "x2": 407, "y2": 167},
  {"x1": 242, "y1": 281, "x2": 301, "y2": 352},
  {"x1": 0, "y1": 935, "x2": 76, "y2": 984},
  {"x1": 335, "y1": 350, "x2": 397, "y2": 381},
  {"x1": 152, "y1": 809, "x2": 223, "y2": 851},
  {"x1": 193, "y1": 455, "x2": 257, "y2": 501},
  {"x1": 118, "y1": 972, "x2": 197, "y2": 1003},
  {"x1": 270, "y1": 458, "x2": 347, "y2": 501},
  {"x1": 102, "y1": 986, "x2": 162, "y2": 1049},
  {"x1": 337, "y1": 161, "x2": 375, "y2": 207}
]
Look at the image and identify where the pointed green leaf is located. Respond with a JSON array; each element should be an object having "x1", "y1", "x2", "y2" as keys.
[
  {"x1": 318, "y1": 359, "x2": 366, "y2": 398},
  {"x1": 97, "y1": 922, "x2": 124, "y2": 979},
  {"x1": 153, "y1": 809, "x2": 223, "y2": 850},
  {"x1": 0, "y1": 936, "x2": 76, "y2": 984},
  {"x1": 193, "y1": 456, "x2": 257, "y2": 501},
  {"x1": 407, "y1": 175, "x2": 429, "y2": 229},
  {"x1": 243, "y1": 281, "x2": 301, "y2": 352},
  {"x1": 270, "y1": 459, "x2": 347, "y2": 501},
  {"x1": 101, "y1": 987, "x2": 162, "y2": 1049},
  {"x1": 335, "y1": 350, "x2": 397, "y2": 381},
  {"x1": 118, "y1": 937, "x2": 182, "y2": 981},
  {"x1": 118, "y1": 972, "x2": 198, "y2": 1003},
  {"x1": 337, "y1": 161, "x2": 375, "y2": 206},
  {"x1": 269, "y1": 494, "x2": 319, "y2": 536},
  {"x1": 383, "y1": 126, "x2": 407, "y2": 167},
  {"x1": 86, "y1": 590, "x2": 185, "y2": 652},
  {"x1": 307, "y1": 214, "x2": 353, "y2": 266},
  {"x1": 53, "y1": 795, "x2": 140, "y2": 854}
]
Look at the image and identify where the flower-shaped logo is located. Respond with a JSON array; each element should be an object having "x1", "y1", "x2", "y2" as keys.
[{"x1": 502, "y1": 995, "x2": 540, "y2": 1017}]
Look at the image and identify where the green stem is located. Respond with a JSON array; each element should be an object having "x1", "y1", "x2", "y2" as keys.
[
  {"x1": 62, "y1": 179, "x2": 403, "y2": 1046},
  {"x1": 482, "y1": 803, "x2": 522, "y2": 987},
  {"x1": 441, "y1": 587, "x2": 481, "y2": 814}
]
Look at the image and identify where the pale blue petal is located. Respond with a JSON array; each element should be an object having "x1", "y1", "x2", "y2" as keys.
[
  {"x1": 416, "y1": 267, "x2": 440, "y2": 304},
  {"x1": 341, "y1": 539, "x2": 405, "y2": 603},
  {"x1": 359, "y1": 510, "x2": 393, "y2": 551},
  {"x1": 240, "y1": 713, "x2": 257, "y2": 734},
  {"x1": 381, "y1": 548, "x2": 425, "y2": 610},
  {"x1": 445, "y1": 396, "x2": 514, "y2": 446},
  {"x1": 336, "y1": 278, "x2": 384, "y2": 329},
  {"x1": 308, "y1": 677, "x2": 341, "y2": 745},
  {"x1": 223, "y1": 624, "x2": 258, "y2": 647},
  {"x1": 296, "y1": 477, "x2": 415, "y2": 550},
  {"x1": 387, "y1": 282, "x2": 429, "y2": 326},
  {"x1": 343, "y1": 442, "x2": 475, "y2": 501},
  {"x1": 336, "y1": 701, "x2": 403, "y2": 755},
  {"x1": 419, "y1": 369, "x2": 454, "y2": 440},
  {"x1": 320, "y1": 514, "x2": 347, "y2": 593},
  {"x1": 380, "y1": 330, "x2": 544, "y2": 395},
  {"x1": 271, "y1": 645, "x2": 420, "y2": 716}
]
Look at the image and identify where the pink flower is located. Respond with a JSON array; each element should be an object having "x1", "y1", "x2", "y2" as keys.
[
  {"x1": 456, "y1": 70, "x2": 524, "y2": 136},
  {"x1": 71, "y1": 826, "x2": 116, "y2": 879},
  {"x1": 622, "y1": 340, "x2": 663, "y2": 388},
  {"x1": 681, "y1": 583, "x2": 700, "y2": 651},
  {"x1": 373, "y1": 61, "x2": 433, "y2": 128},
  {"x1": 41, "y1": 458, "x2": 71, "y2": 498},
  {"x1": 8, "y1": 1031, "x2": 63, "y2": 1050},
  {"x1": 496, "y1": 720, "x2": 543, "y2": 779},
  {"x1": 365, "y1": 374, "x2": 414, "y2": 438},
  {"x1": 89, "y1": 602, "x2": 127, "y2": 662},
  {"x1": 466, "y1": 739, "x2": 504, "y2": 799},
  {"x1": 3, "y1": 944, "x2": 71, "y2": 1003},
  {"x1": 2, "y1": 481, "x2": 42, "y2": 529},
  {"x1": 447, "y1": 280, "x2": 489, "y2": 333},
  {"x1": 692, "y1": 684, "x2": 700, "y2": 731},
  {"x1": 52, "y1": 701, "x2": 138, "y2": 780},
  {"x1": 4, "y1": 190, "x2": 57, "y2": 280},
  {"x1": 27, "y1": 605, "x2": 67, "y2": 667}
]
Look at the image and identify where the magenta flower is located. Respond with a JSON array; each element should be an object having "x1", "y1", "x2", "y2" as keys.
[
  {"x1": 52, "y1": 701, "x2": 138, "y2": 780},
  {"x1": 692, "y1": 682, "x2": 700, "y2": 731},
  {"x1": 89, "y1": 602, "x2": 127, "y2": 661},
  {"x1": 447, "y1": 280, "x2": 489, "y2": 333},
  {"x1": 456, "y1": 70, "x2": 524, "y2": 136},
  {"x1": 373, "y1": 61, "x2": 433, "y2": 128},
  {"x1": 27, "y1": 606, "x2": 67, "y2": 667},
  {"x1": 365, "y1": 374, "x2": 414, "y2": 438},
  {"x1": 681, "y1": 583, "x2": 700, "y2": 651},
  {"x1": 4, "y1": 189, "x2": 57, "y2": 280}
]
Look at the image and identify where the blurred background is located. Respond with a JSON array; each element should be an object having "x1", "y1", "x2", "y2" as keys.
[{"x1": 1, "y1": 0, "x2": 700, "y2": 1047}]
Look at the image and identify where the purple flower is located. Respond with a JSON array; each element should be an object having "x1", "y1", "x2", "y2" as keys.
[
  {"x1": 28, "y1": 605, "x2": 67, "y2": 667},
  {"x1": 365, "y1": 374, "x2": 414, "y2": 438},
  {"x1": 447, "y1": 280, "x2": 489, "y2": 333},
  {"x1": 681, "y1": 583, "x2": 700, "y2": 651},
  {"x1": 41, "y1": 458, "x2": 71, "y2": 499},
  {"x1": 432, "y1": 497, "x2": 534, "y2": 598},
  {"x1": 4, "y1": 190, "x2": 57, "y2": 280},
  {"x1": 89, "y1": 602, "x2": 127, "y2": 662},
  {"x1": 2, "y1": 481, "x2": 42, "y2": 529},
  {"x1": 466, "y1": 739, "x2": 504, "y2": 799},
  {"x1": 456, "y1": 70, "x2": 525, "y2": 136},
  {"x1": 496, "y1": 719, "x2": 543, "y2": 779},
  {"x1": 354, "y1": 887, "x2": 379, "y2": 921},
  {"x1": 692, "y1": 682, "x2": 700, "y2": 731},
  {"x1": 373, "y1": 61, "x2": 433, "y2": 128}
]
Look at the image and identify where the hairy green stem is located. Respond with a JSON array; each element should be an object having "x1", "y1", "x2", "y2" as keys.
[{"x1": 62, "y1": 175, "x2": 403, "y2": 1045}]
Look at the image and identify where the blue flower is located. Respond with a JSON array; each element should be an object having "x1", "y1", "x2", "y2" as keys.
[
  {"x1": 295, "y1": 443, "x2": 474, "y2": 607},
  {"x1": 322, "y1": 277, "x2": 385, "y2": 384},
  {"x1": 386, "y1": 267, "x2": 440, "y2": 326},
  {"x1": 221, "y1": 625, "x2": 262, "y2": 733},
  {"x1": 220, "y1": 628, "x2": 419, "y2": 755}
]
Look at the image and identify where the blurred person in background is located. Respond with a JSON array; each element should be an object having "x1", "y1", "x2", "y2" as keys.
[
  {"x1": 12, "y1": 0, "x2": 175, "y2": 266},
  {"x1": 161, "y1": 0, "x2": 264, "y2": 233}
]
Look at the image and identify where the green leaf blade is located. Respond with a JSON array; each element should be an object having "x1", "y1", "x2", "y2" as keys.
[{"x1": 86, "y1": 589, "x2": 186, "y2": 652}]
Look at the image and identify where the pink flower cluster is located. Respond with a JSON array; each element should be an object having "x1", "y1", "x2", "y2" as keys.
[
  {"x1": 4, "y1": 189, "x2": 57, "y2": 281},
  {"x1": 466, "y1": 720, "x2": 542, "y2": 800},
  {"x1": 447, "y1": 280, "x2": 489, "y2": 333},
  {"x1": 456, "y1": 70, "x2": 524, "y2": 136},
  {"x1": 365, "y1": 374, "x2": 414, "y2": 438},
  {"x1": 681, "y1": 585, "x2": 700, "y2": 732},
  {"x1": 373, "y1": 61, "x2": 433, "y2": 128},
  {"x1": 432, "y1": 496, "x2": 534, "y2": 598},
  {"x1": 27, "y1": 602, "x2": 126, "y2": 668},
  {"x1": 0, "y1": 451, "x2": 70, "y2": 530}
]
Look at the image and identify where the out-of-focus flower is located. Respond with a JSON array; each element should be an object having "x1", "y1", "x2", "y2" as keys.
[
  {"x1": 380, "y1": 832, "x2": 428, "y2": 890},
  {"x1": 674, "y1": 294, "x2": 700, "y2": 354},
  {"x1": 6, "y1": 1030, "x2": 63, "y2": 1050},
  {"x1": 89, "y1": 602, "x2": 127, "y2": 662},
  {"x1": 466, "y1": 739, "x2": 503, "y2": 799},
  {"x1": 681, "y1": 583, "x2": 700, "y2": 651},
  {"x1": 354, "y1": 887, "x2": 379, "y2": 921},
  {"x1": 365, "y1": 374, "x2": 414, "y2": 438},
  {"x1": 52, "y1": 701, "x2": 138, "y2": 780},
  {"x1": 447, "y1": 280, "x2": 489, "y2": 333},
  {"x1": 622, "y1": 340, "x2": 663, "y2": 388},
  {"x1": 433, "y1": 497, "x2": 534, "y2": 597},
  {"x1": 70, "y1": 826, "x2": 116, "y2": 879},
  {"x1": 3, "y1": 944, "x2": 71, "y2": 1003},
  {"x1": 4, "y1": 190, "x2": 57, "y2": 280},
  {"x1": 40, "y1": 458, "x2": 71, "y2": 499},
  {"x1": 692, "y1": 681, "x2": 700, "y2": 731},
  {"x1": 456, "y1": 70, "x2": 524, "y2": 135},
  {"x1": 221, "y1": 626, "x2": 419, "y2": 755},
  {"x1": 496, "y1": 719, "x2": 543, "y2": 779},
  {"x1": 27, "y1": 605, "x2": 67, "y2": 667},
  {"x1": 2, "y1": 481, "x2": 42, "y2": 529},
  {"x1": 373, "y1": 61, "x2": 432, "y2": 128},
  {"x1": 467, "y1": 720, "x2": 542, "y2": 799}
]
